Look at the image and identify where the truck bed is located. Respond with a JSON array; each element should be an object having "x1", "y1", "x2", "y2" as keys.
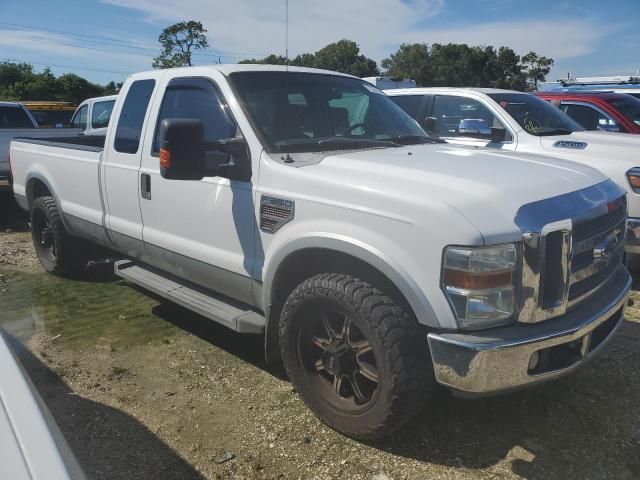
[
  {"x1": 0, "y1": 128, "x2": 84, "y2": 184},
  {"x1": 13, "y1": 134, "x2": 106, "y2": 151},
  {"x1": 10, "y1": 135, "x2": 105, "y2": 228}
]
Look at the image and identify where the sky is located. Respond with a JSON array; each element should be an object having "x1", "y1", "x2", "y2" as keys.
[{"x1": 0, "y1": 0, "x2": 638, "y2": 85}]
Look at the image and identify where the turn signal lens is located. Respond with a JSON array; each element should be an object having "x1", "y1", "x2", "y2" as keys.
[
  {"x1": 159, "y1": 147, "x2": 171, "y2": 169},
  {"x1": 627, "y1": 168, "x2": 640, "y2": 193},
  {"x1": 442, "y1": 244, "x2": 519, "y2": 330},
  {"x1": 443, "y1": 269, "x2": 514, "y2": 290}
]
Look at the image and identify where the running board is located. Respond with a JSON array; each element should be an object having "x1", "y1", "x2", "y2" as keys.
[{"x1": 114, "y1": 260, "x2": 265, "y2": 334}]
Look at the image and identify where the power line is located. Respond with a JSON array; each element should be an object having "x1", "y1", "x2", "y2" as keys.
[{"x1": 0, "y1": 20, "x2": 269, "y2": 59}]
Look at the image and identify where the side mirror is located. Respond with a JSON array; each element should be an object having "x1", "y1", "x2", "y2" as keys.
[
  {"x1": 423, "y1": 116, "x2": 437, "y2": 133},
  {"x1": 597, "y1": 124, "x2": 620, "y2": 133},
  {"x1": 459, "y1": 118, "x2": 492, "y2": 137},
  {"x1": 158, "y1": 118, "x2": 205, "y2": 180}
]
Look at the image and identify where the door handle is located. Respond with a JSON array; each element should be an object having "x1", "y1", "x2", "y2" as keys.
[{"x1": 141, "y1": 173, "x2": 151, "y2": 200}]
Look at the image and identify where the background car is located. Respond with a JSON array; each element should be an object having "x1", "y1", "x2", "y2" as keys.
[
  {"x1": 535, "y1": 91, "x2": 640, "y2": 134},
  {"x1": 20, "y1": 101, "x2": 77, "y2": 128}
]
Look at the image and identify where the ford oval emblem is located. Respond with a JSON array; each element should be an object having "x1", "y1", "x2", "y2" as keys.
[{"x1": 593, "y1": 234, "x2": 619, "y2": 260}]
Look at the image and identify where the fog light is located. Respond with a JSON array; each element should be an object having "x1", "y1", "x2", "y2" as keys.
[{"x1": 528, "y1": 351, "x2": 540, "y2": 371}]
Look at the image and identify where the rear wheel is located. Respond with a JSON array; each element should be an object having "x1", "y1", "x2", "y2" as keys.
[
  {"x1": 30, "y1": 196, "x2": 88, "y2": 276},
  {"x1": 279, "y1": 273, "x2": 434, "y2": 439}
]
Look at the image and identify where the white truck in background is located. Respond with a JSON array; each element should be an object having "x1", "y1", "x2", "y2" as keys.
[
  {"x1": 69, "y1": 95, "x2": 117, "y2": 136},
  {"x1": 386, "y1": 87, "x2": 640, "y2": 257},
  {"x1": 10, "y1": 65, "x2": 631, "y2": 439}
]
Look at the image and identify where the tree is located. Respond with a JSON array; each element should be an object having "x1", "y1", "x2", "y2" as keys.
[
  {"x1": 239, "y1": 40, "x2": 379, "y2": 76},
  {"x1": 239, "y1": 54, "x2": 289, "y2": 65},
  {"x1": 152, "y1": 21, "x2": 209, "y2": 69},
  {"x1": 381, "y1": 43, "x2": 431, "y2": 86},
  {"x1": 381, "y1": 43, "x2": 549, "y2": 91},
  {"x1": 56, "y1": 73, "x2": 104, "y2": 104},
  {"x1": 521, "y1": 51, "x2": 554, "y2": 89},
  {"x1": 312, "y1": 40, "x2": 379, "y2": 77},
  {"x1": 0, "y1": 61, "x2": 122, "y2": 102}
]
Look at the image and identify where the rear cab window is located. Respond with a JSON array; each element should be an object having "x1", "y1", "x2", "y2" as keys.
[{"x1": 114, "y1": 79, "x2": 156, "y2": 154}]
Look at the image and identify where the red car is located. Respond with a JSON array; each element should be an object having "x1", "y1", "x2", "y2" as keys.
[{"x1": 535, "y1": 91, "x2": 640, "y2": 134}]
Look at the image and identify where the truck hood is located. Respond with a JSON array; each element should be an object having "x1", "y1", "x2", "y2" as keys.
[
  {"x1": 538, "y1": 131, "x2": 640, "y2": 167},
  {"x1": 312, "y1": 143, "x2": 608, "y2": 244}
]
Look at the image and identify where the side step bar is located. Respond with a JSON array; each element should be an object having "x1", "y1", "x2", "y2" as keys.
[{"x1": 114, "y1": 260, "x2": 265, "y2": 334}]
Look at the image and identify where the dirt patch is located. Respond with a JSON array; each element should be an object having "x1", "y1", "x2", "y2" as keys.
[{"x1": 1, "y1": 227, "x2": 640, "y2": 479}]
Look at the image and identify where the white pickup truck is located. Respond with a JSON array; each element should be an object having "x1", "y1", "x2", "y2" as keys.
[
  {"x1": 69, "y1": 95, "x2": 117, "y2": 136},
  {"x1": 10, "y1": 65, "x2": 631, "y2": 439},
  {"x1": 386, "y1": 88, "x2": 640, "y2": 256}
]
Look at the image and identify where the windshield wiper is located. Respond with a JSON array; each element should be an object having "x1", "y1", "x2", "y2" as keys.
[
  {"x1": 315, "y1": 137, "x2": 401, "y2": 149},
  {"x1": 386, "y1": 134, "x2": 444, "y2": 145},
  {"x1": 535, "y1": 128, "x2": 575, "y2": 136}
]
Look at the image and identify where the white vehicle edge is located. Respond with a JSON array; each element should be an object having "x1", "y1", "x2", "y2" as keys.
[{"x1": 385, "y1": 87, "x2": 640, "y2": 255}]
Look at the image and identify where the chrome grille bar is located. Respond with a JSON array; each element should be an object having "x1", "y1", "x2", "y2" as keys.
[{"x1": 514, "y1": 179, "x2": 627, "y2": 324}]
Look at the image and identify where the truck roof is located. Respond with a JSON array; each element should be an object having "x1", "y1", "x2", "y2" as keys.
[
  {"x1": 535, "y1": 91, "x2": 631, "y2": 101},
  {"x1": 128, "y1": 64, "x2": 357, "y2": 81},
  {"x1": 384, "y1": 87, "x2": 521, "y2": 95},
  {"x1": 0, "y1": 101, "x2": 22, "y2": 107}
]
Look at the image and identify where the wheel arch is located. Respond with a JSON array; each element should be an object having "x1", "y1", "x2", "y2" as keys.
[
  {"x1": 262, "y1": 235, "x2": 438, "y2": 364},
  {"x1": 24, "y1": 173, "x2": 69, "y2": 230}
]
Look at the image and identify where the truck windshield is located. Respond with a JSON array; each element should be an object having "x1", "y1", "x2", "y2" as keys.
[
  {"x1": 230, "y1": 72, "x2": 432, "y2": 153},
  {"x1": 609, "y1": 95, "x2": 640, "y2": 126},
  {"x1": 488, "y1": 93, "x2": 584, "y2": 136},
  {"x1": 0, "y1": 106, "x2": 35, "y2": 129}
]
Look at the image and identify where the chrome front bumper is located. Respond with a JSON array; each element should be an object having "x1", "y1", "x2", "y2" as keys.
[
  {"x1": 626, "y1": 217, "x2": 640, "y2": 254},
  {"x1": 427, "y1": 265, "x2": 631, "y2": 397}
]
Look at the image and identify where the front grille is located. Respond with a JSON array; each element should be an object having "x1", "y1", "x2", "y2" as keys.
[
  {"x1": 572, "y1": 203, "x2": 625, "y2": 241},
  {"x1": 515, "y1": 180, "x2": 626, "y2": 324},
  {"x1": 568, "y1": 248, "x2": 623, "y2": 301}
]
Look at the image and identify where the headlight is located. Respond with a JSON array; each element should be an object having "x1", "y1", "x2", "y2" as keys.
[
  {"x1": 626, "y1": 168, "x2": 640, "y2": 193},
  {"x1": 441, "y1": 243, "x2": 519, "y2": 329}
]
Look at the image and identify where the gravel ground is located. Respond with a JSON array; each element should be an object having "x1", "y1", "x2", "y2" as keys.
[{"x1": 1, "y1": 194, "x2": 640, "y2": 479}]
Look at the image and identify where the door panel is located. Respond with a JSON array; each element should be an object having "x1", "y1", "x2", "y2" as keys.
[
  {"x1": 102, "y1": 78, "x2": 158, "y2": 254},
  {"x1": 138, "y1": 76, "x2": 256, "y2": 305}
]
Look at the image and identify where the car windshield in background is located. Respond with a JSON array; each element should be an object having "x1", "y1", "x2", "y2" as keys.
[
  {"x1": 0, "y1": 106, "x2": 35, "y2": 128},
  {"x1": 230, "y1": 72, "x2": 431, "y2": 153},
  {"x1": 489, "y1": 93, "x2": 584, "y2": 136},
  {"x1": 609, "y1": 95, "x2": 640, "y2": 126}
]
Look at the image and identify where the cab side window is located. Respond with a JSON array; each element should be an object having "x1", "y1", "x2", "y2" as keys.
[
  {"x1": 71, "y1": 105, "x2": 88, "y2": 129},
  {"x1": 561, "y1": 103, "x2": 620, "y2": 132},
  {"x1": 431, "y1": 95, "x2": 510, "y2": 141},
  {"x1": 91, "y1": 100, "x2": 115, "y2": 129},
  {"x1": 153, "y1": 77, "x2": 236, "y2": 154}
]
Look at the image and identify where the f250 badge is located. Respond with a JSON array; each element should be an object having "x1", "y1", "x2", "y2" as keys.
[{"x1": 260, "y1": 195, "x2": 295, "y2": 233}]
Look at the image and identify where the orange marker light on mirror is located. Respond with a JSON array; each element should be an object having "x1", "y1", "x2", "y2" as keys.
[
  {"x1": 159, "y1": 147, "x2": 171, "y2": 169},
  {"x1": 628, "y1": 174, "x2": 640, "y2": 191}
]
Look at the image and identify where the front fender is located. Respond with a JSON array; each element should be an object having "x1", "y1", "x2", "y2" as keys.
[{"x1": 262, "y1": 232, "x2": 439, "y2": 328}]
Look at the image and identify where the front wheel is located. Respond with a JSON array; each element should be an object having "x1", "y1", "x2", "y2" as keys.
[
  {"x1": 279, "y1": 273, "x2": 435, "y2": 439},
  {"x1": 30, "y1": 196, "x2": 89, "y2": 276}
]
